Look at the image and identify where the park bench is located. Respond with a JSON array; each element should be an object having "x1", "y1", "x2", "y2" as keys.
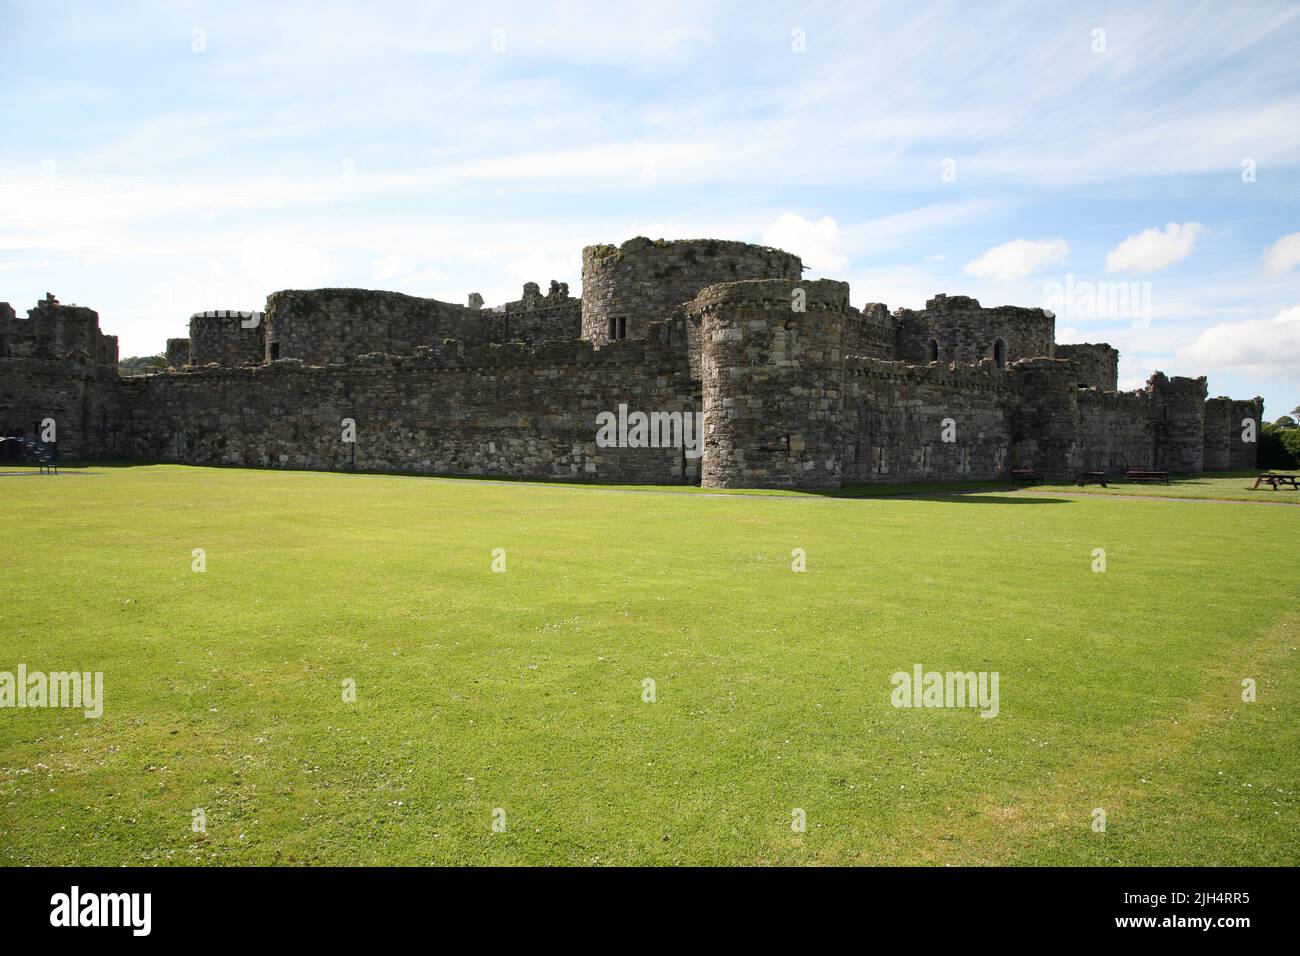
[
  {"x1": 1125, "y1": 470, "x2": 1169, "y2": 485},
  {"x1": 1010, "y1": 468, "x2": 1044, "y2": 485},
  {"x1": 1077, "y1": 471, "x2": 1107, "y2": 487},
  {"x1": 1252, "y1": 473, "x2": 1299, "y2": 491}
]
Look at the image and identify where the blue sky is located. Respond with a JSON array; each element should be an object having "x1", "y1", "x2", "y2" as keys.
[{"x1": 2, "y1": 0, "x2": 1298, "y2": 415}]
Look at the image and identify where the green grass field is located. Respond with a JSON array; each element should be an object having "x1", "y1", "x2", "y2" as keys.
[
  {"x1": 1034, "y1": 470, "x2": 1300, "y2": 505},
  {"x1": 2, "y1": 464, "x2": 1297, "y2": 865}
]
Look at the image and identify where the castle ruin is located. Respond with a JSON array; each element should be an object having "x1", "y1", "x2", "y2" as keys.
[{"x1": 0, "y1": 237, "x2": 1262, "y2": 487}]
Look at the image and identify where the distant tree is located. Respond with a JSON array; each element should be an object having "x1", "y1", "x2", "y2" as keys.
[
  {"x1": 1274, "y1": 415, "x2": 1299, "y2": 429},
  {"x1": 1284, "y1": 428, "x2": 1300, "y2": 466},
  {"x1": 1259, "y1": 422, "x2": 1299, "y2": 469},
  {"x1": 118, "y1": 354, "x2": 166, "y2": 376}
]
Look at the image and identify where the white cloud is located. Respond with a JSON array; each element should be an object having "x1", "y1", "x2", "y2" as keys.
[
  {"x1": 1105, "y1": 222, "x2": 1203, "y2": 273},
  {"x1": 1262, "y1": 232, "x2": 1300, "y2": 275},
  {"x1": 762, "y1": 214, "x2": 849, "y2": 274},
  {"x1": 964, "y1": 238, "x2": 1068, "y2": 282},
  {"x1": 1178, "y1": 305, "x2": 1300, "y2": 379}
]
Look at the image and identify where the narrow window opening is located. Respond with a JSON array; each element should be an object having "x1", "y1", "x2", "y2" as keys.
[
  {"x1": 927, "y1": 338, "x2": 939, "y2": 362},
  {"x1": 993, "y1": 337, "x2": 1007, "y2": 368}
]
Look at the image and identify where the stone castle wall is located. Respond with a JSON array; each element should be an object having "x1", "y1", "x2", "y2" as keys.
[
  {"x1": 190, "y1": 311, "x2": 265, "y2": 366},
  {"x1": 165, "y1": 337, "x2": 191, "y2": 369},
  {"x1": 841, "y1": 358, "x2": 1015, "y2": 483},
  {"x1": 1, "y1": 246, "x2": 1261, "y2": 487},
  {"x1": 1055, "y1": 343, "x2": 1119, "y2": 390},
  {"x1": 125, "y1": 318, "x2": 699, "y2": 484},
  {"x1": 1077, "y1": 389, "x2": 1155, "y2": 473},
  {"x1": 1008, "y1": 358, "x2": 1081, "y2": 479},
  {"x1": 1202, "y1": 395, "x2": 1267, "y2": 473},
  {"x1": 263, "y1": 288, "x2": 581, "y2": 367},
  {"x1": 0, "y1": 355, "x2": 131, "y2": 457},
  {"x1": 1149, "y1": 372, "x2": 1208, "y2": 474},
  {"x1": 1, "y1": 295, "x2": 118, "y2": 368},
  {"x1": 894, "y1": 294, "x2": 1054, "y2": 368},
  {"x1": 1203, "y1": 397, "x2": 1233, "y2": 472},
  {"x1": 1229, "y1": 397, "x2": 1265, "y2": 469},
  {"x1": 843, "y1": 303, "x2": 896, "y2": 360}
]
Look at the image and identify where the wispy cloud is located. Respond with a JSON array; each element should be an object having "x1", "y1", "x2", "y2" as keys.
[
  {"x1": 1262, "y1": 232, "x2": 1300, "y2": 275},
  {"x1": 1, "y1": 0, "x2": 1298, "y2": 415},
  {"x1": 1105, "y1": 224, "x2": 1204, "y2": 274},
  {"x1": 1178, "y1": 305, "x2": 1300, "y2": 380},
  {"x1": 966, "y1": 239, "x2": 1069, "y2": 282}
]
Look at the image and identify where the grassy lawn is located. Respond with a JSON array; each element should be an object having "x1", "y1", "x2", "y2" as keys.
[
  {"x1": 1, "y1": 464, "x2": 1297, "y2": 866},
  {"x1": 1035, "y1": 470, "x2": 1300, "y2": 505}
]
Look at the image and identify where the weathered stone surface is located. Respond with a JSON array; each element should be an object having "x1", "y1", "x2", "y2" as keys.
[
  {"x1": 263, "y1": 288, "x2": 580, "y2": 367},
  {"x1": 1228, "y1": 397, "x2": 1265, "y2": 469},
  {"x1": 1010, "y1": 358, "x2": 1081, "y2": 479},
  {"x1": 165, "y1": 337, "x2": 191, "y2": 369},
  {"x1": 842, "y1": 357, "x2": 1016, "y2": 483},
  {"x1": 894, "y1": 294, "x2": 1054, "y2": 368},
  {"x1": 0, "y1": 293, "x2": 117, "y2": 367},
  {"x1": 190, "y1": 311, "x2": 264, "y2": 366},
  {"x1": 125, "y1": 319, "x2": 697, "y2": 484},
  {"x1": 0, "y1": 253, "x2": 1260, "y2": 486},
  {"x1": 1203, "y1": 396, "x2": 1233, "y2": 471},
  {"x1": 1055, "y1": 343, "x2": 1118, "y2": 391},
  {"x1": 1149, "y1": 372, "x2": 1207, "y2": 474},
  {"x1": 581, "y1": 237, "x2": 802, "y2": 347},
  {"x1": 694, "y1": 278, "x2": 848, "y2": 489}
]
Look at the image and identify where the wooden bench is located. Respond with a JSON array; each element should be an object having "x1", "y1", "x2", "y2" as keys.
[
  {"x1": 38, "y1": 459, "x2": 58, "y2": 475},
  {"x1": 1077, "y1": 471, "x2": 1107, "y2": 487},
  {"x1": 1252, "y1": 473, "x2": 1299, "y2": 491},
  {"x1": 1125, "y1": 470, "x2": 1169, "y2": 485},
  {"x1": 1010, "y1": 468, "x2": 1044, "y2": 485}
]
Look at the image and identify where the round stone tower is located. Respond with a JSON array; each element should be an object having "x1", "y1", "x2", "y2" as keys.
[
  {"x1": 691, "y1": 278, "x2": 849, "y2": 490},
  {"x1": 580, "y1": 237, "x2": 802, "y2": 346}
]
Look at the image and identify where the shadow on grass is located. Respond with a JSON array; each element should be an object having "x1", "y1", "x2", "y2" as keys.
[{"x1": 18, "y1": 459, "x2": 1078, "y2": 504}]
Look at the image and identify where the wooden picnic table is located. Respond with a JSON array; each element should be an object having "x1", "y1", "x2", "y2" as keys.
[
  {"x1": 1252, "y1": 473, "x2": 1299, "y2": 490},
  {"x1": 1125, "y1": 470, "x2": 1169, "y2": 485},
  {"x1": 1077, "y1": 471, "x2": 1107, "y2": 487}
]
